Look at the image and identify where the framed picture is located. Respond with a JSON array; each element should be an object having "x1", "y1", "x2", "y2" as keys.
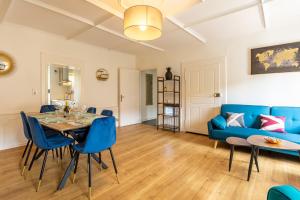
[{"x1": 251, "y1": 42, "x2": 300, "y2": 74}]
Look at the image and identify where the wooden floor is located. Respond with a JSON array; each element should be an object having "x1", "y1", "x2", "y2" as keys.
[{"x1": 1, "y1": 124, "x2": 300, "y2": 200}]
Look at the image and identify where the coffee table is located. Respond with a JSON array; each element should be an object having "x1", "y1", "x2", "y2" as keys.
[
  {"x1": 226, "y1": 137, "x2": 259, "y2": 173},
  {"x1": 246, "y1": 135, "x2": 300, "y2": 181}
]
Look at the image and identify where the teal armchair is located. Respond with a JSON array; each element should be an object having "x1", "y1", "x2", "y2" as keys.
[{"x1": 268, "y1": 185, "x2": 300, "y2": 200}]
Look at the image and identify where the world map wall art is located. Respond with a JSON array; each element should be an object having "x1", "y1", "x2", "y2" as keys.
[{"x1": 251, "y1": 42, "x2": 300, "y2": 74}]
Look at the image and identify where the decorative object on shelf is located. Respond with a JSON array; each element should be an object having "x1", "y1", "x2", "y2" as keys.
[
  {"x1": 251, "y1": 41, "x2": 300, "y2": 74},
  {"x1": 96, "y1": 68, "x2": 109, "y2": 81},
  {"x1": 0, "y1": 52, "x2": 14, "y2": 75},
  {"x1": 165, "y1": 67, "x2": 173, "y2": 80},
  {"x1": 120, "y1": 0, "x2": 163, "y2": 41},
  {"x1": 157, "y1": 75, "x2": 181, "y2": 132}
]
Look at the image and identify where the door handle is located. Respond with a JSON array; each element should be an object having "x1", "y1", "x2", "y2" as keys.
[
  {"x1": 120, "y1": 94, "x2": 124, "y2": 102},
  {"x1": 214, "y1": 92, "x2": 221, "y2": 97}
]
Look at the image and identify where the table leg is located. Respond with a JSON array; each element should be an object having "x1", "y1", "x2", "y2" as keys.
[
  {"x1": 254, "y1": 147, "x2": 260, "y2": 172},
  {"x1": 57, "y1": 155, "x2": 76, "y2": 190},
  {"x1": 91, "y1": 153, "x2": 108, "y2": 169},
  {"x1": 247, "y1": 145, "x2": 255, "y2": 181},
  {"x1": 229, "y1": 145, "x2": 234, "y2": 172}
]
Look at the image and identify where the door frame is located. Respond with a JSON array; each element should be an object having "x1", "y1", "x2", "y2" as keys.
[
  {"x1": 118, "y1": 68, "x2": 141, "y2": 127},
  {"x1": 181, "y1": 57, "x2": 227, "y2": 133},
  {"x1": 140, "y1": 68, "x2": 157, "y2": 123}
]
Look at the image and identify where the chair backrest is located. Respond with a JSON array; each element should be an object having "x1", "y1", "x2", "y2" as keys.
[
  {"x1": 101, "y1": 109, "x2": 113, "y2": 117},
  {"x1": 40, "y1": 105, "x2": 56, "y2": 113},
  {"x1": 83, "y1": 117, "x2": 116, "y2": 153},
  {"x1": 27, "y1": 117, "x2": 49, "y2": 149},
  {"x1": 87, "y1": 107, "x2": 96, "y2": 114},
  {"x1": 20, "y1": 111, "x2": 31, "y2": 140}
]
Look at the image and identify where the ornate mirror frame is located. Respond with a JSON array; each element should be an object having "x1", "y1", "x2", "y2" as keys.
[{"x1": 0, "y1": 52, "x2": 14, "y2": 75}]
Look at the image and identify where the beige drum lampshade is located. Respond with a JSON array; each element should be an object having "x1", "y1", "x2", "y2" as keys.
[{"x1": 124, "y1": 5, "x2": 163, "y2": 41}]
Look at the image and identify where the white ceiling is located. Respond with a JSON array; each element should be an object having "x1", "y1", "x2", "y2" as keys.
[{"x1": 0, "y1": 0, "x2": 299, "y2": 56}]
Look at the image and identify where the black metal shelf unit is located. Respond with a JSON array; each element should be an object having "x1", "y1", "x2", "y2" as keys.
[{"x1": 157, "y1": 75, "x2": 181, "y2": 132}]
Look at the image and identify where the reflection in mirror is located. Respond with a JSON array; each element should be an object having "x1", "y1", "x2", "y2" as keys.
[{"x1": 47, "y1": 64, "x2": 81, "y2": 108}]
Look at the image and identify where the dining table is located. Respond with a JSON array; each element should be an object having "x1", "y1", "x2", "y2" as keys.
[{"x1": 28, "y1": 111, "x2": 110, "y2": 190}]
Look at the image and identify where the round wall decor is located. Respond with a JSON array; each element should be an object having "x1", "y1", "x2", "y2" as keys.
[
  {"x1": 96, "y1": 68, "x2": 109, "y2": 81},
  {"x1": 0, "y1": 52, "x2": 14, "y2": 75}
]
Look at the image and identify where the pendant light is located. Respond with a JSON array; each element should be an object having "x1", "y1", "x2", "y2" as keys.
[{"x1": 122, "y1": 1, "x2": 163, "y2": 41}]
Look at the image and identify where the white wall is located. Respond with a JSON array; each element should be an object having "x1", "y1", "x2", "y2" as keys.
[
  {"x1": 0, "y1": 22, "x2": 136, "y2": 150},
  {"x1": 137, "y1": 25, "x2": 300, "y2": 131},
  {"x1": 140, "y1": 69, "x2": 157, "y2": 121},
  {"x1": 138, "y1": 26, "x2": 300, "y2": 107}
]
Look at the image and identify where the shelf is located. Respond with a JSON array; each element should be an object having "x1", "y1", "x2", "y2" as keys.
[
  {"x1": 164, "y1": 103, "x2": 180, "y2": 107},
  {"x1": 158, "y1": 125, "x2": 180, "y2": 131},
  {"x1": 157, "y1": 114, "x2": 179, "y2": 117}
]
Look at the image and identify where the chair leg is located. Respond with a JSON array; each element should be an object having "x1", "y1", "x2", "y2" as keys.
[
  {"x1": 52, "y1": 150, "x2": 55, "y2": 159},
  {"x1": 21, "y1": 140, "x2": 30, "y2": 159},
  {"x1": 28, "y1": 147, "x2": 39, "y2": 171},
  {"x1": 98, "y1": 152, "x2": 102, "y2": 170},
  {"x1": 73, "y1": 152, "x2": 80, "y2": 183},
  {"x1": 109, "y1": 148, "x2": 119, "y2": 184},
  {"x1": 37, "y1": 150, "x2": 48, "y2": 192},
  {"x1": 68, "y1": 145, "x2": 73, "y2": 158},
  {"x1": 55, "y1": 149, "x2": 59, "y2": 164},
  {"x1": 21, "y1": 140, "x2": 33, "y2": 176},
  {"x1": 88, "y1": 153, "x2": 92, "y2": 200},
  {"x1": 59, "y1": 148, "x2": 63, "y2": 161}
]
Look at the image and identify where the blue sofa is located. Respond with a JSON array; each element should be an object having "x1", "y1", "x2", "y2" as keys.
[{"x1": 208, "y1": 104, "x2": 300, "y2": 156}]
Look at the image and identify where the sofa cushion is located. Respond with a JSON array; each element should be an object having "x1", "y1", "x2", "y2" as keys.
[
  {"x1": 226, "y1": 112, "x2": 246, "y2": 128},
  {"x1": 210, "y1": 127, "x2": 300, "y2": 144},
  {"x1": 212, "y1": 115, "x2": 227, "y2": 130},
  {"x1": 260, "y1": 114, "x2": 286, "y2": 133},
  {"x1": 221, "y1": 104, "x2": 270, "y2": 129},
  {"x1": 271, "y1": 107, "x2": 300, "y2": 134}
]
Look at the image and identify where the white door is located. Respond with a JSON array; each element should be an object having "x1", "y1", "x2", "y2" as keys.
[
  {"x1": 183, "y1": 58, "x2": 226, "y2": 134},
  {"x1": 119, "y1": 68, "x2": 141, "y2": 127}
]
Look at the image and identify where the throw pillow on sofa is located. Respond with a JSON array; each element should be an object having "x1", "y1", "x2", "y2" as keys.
[
  {"x1": 226, "y1": 112, "x2": 246, "y2": 128},
  {"x1": 212, "y1": 115, "x2": 227, "y2": 130},
  {"x1": 260, "y1": 114, "x2": 286, "y2": 133}
]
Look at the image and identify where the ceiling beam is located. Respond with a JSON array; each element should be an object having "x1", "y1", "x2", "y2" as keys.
[
  {"x1": 0, "y1": 0, "x2": 12, "y2": 23},
  {"x1": 184, "y1": 0, "x2": 273, "y2": 28},
  {"x1": 166, "y1": 16, "x2": 206, "y2": 43},
  {"x1": 258, "y1": 0, "x2": 268, "y2": 29},
  {"x1": 85, "y1": 0, "x2": 207, "y2": 44},
  {"x1": 23, "y1": 0, "x2": 164, "y2": 52},
  {"x1": 67, "y1": 13, "x2": 113, "y2": 40}
]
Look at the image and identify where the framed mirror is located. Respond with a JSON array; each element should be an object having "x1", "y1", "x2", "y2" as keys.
[{"x1": 0, "y1": 53, "x2": 13, "y2": 75}]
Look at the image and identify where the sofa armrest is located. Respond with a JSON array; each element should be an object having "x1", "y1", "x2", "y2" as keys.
[
  {"x1": 268, "y1": 185, "x2": 300, "y2": 200},
  {"x1": 207, "y1": 120, "x2": 214, "y2": 138}
]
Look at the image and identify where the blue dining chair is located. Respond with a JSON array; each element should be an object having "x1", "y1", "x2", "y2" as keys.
[
  {"x1": 72, "y1": 117, "x2": 118, "y2": 200},
  {"x1": 40, "y1": 105, "x2": 57, "y2": 113},
  {"x1": 87, "y1": 107, "x2": 96, "y2": 114},
  {"x1": 27, "y1": 116, "x2": 74, "y2": 192},
  {"x1": 20, "y1": 111, "x2": 33, "y2": 175},
  {"x1": 101, "y1": 109, "x2": 113, "y2": 117}
]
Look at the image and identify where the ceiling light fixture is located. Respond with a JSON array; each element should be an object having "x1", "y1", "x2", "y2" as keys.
[{"x1": 121, "y1": 1, "x2": 163, "y2": 41}]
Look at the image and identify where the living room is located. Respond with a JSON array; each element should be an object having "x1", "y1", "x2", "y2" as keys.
[{"x1": 0, "y1": 0, "x2": 300, "y2": 200}]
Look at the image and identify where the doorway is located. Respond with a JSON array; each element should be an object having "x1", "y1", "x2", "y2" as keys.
[
  {"x1": 183, "y1": 57, "x2": 227, "y2": 135},
  {"x1": 140, "y1": 69, "x2": 157, "y2": 126}
]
